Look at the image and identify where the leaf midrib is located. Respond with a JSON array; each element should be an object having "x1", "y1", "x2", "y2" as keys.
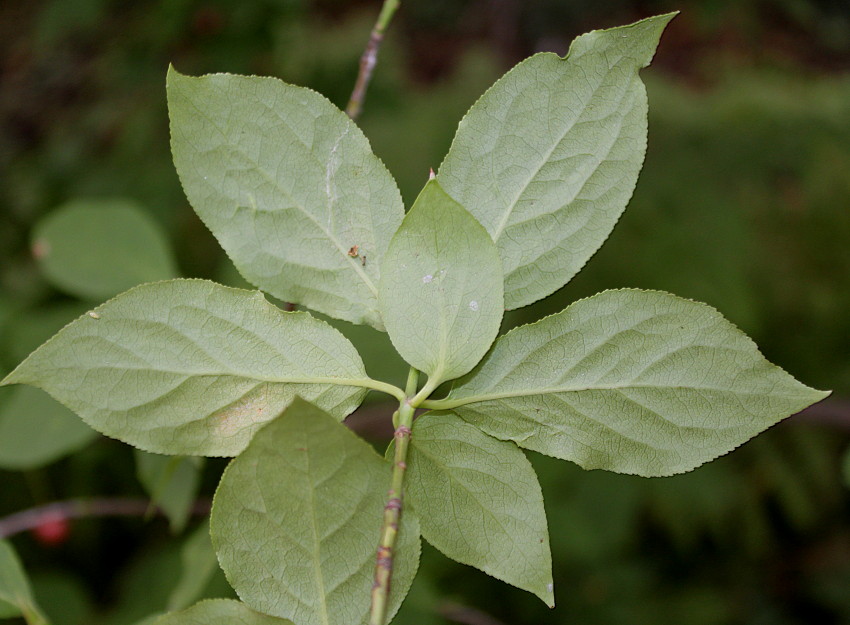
[
  {"x1": 302, "y1": 436, "x2": 331, "y2": 625},
  {"x1": 179, "y1": 88, "x2": 379, "y2": 299},
  {"x1": 444, "y1": 382, "x2": 814, "y2": 409},
  {"x1": 40, "y1": 364, "x2": 375, "y2": 392},
  {"x1": 489, "y1": 56, "x2": 633, "y2": 242}
]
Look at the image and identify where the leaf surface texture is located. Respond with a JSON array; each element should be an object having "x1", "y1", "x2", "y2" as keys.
[
  {"x1": 2, "y1": 280, "x2": 369, "y2": 456},
  {"x1": 211, "y1": 399, "x2": 420, "y2": 625},
  {"x1": 447, "y1": 289, "x2": 828, "y2": 476},
  {"x1": 439, "y1": 14, "x2": 676, "y2": 309}
]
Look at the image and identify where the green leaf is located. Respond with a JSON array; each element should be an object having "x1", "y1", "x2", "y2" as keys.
[
  {"x1": 440, "y1": 289, "x2": 829, "y2": 476},
  {"x1": 379, "y1": 180, "x2": 503, "y2": 387},
  {"x1": 0, "y1": 600, "x2": 20, "y2": 619},
  {"x1": 32, "y1": 198, "x2": 178, "y2": 301},
  {"x1": 211, "y1": 398, "x2": 420, "y2": 625},
  {"x1": 136, "y1": 451, "x2": 204, "y2": 533},
  {"x1": 438, "y1": 14, "x2": 676, "y2": 310},
  {"x1": 1, "y1": 280, "x2": 371, "y2": 457},
  {"x1": 0, "y1": 385, "x2": 97, "y2": 471},
  {"x1": 167, "y1": 67, "x2": 403, "y2": 330},
  {"x1": 406, "y1": 412, "x2": 553, "y2": 605},
  {"x1": 167, "y1": 522, "x2": 220, "y2": 612},
  {"x1": 155, "y1": 599, "x2": 294, "y2": 625},
  {"x1": 0, "y1": 540, "x2": 48, "y2": 625}
]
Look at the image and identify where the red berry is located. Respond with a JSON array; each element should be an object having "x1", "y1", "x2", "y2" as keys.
[{"x1": 32, "y1": 514, "x2": 70, "y2": 546}]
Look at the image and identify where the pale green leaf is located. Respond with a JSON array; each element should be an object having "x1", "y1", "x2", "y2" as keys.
[
  {"x1": 211, "y1": 398, "x2": 420, "y2": 625},
  {"x1": 0, "y1": 540, "x2": 48, "y2": 625},
  {"x1": 167, "y1": 67, "x2": 403, "y2": 330},
  {"x1": 1, "y1": 280, "x2": 371, "y2": 457},
  {"x1": 0, "y1": 600, "x2": 19, "y2": 619},
  {"x1": 167, "y1": 522, "x2": 220, "y2": 612},
  {"x1": 32, "y1": 198, "x2": 178, "y2": 301},
  {"x1": 0, "y1": 385, "x2": 97, "y2": 471},
  {"x1": 136, "y1": 451, "x2": 204, "y2": 533},
  {"x1": 440, "y1": 289, "x2": 829, "y2": 476},
  {"x1": 155, "y1": 599, "x2": 293, "y2": 625},
  {"x1": 438, "y1": 14, "x2": 676, "y2": 310},
  {"x1": 379, "y1": 180, "x2": 503, "y2": 386},
  {"x1": 406, "y1": 412, "x2": 553, "y2": 605}
]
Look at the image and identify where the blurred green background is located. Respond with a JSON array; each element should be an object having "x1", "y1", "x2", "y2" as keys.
[{"x1": 1, "y1": 0, "x2": 849, "y2": 623}]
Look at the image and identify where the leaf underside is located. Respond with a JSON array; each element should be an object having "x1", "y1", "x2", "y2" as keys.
[
  {"x1": 379, "y1": 180, "x2": 504, "y2": 385},
  {"x1": 1, "y1": 280, "x2": 369, "y2": 457},
  {"x1": 154, "y1": 599, "x2": 294, "y2": 625},
  {"x1": 438, "y1": 13, "x2": 677, "y2": 310},
  {"x1": 211, "y1": 399, "x2": 420, "y2": 625},
  {"x1": 448, "y1": 289, "x2": 829, "y2": 476},
  {"x1": 407, "y1": 413, "x2": 554, "y2": 605},
  {"x1": 167, "y1": 67, "x2": 403, "y2": 330}
]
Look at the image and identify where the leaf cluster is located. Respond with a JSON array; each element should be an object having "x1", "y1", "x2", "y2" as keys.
[{"x1": 0, "y1": 13, "x2": 829, "y2": 625}]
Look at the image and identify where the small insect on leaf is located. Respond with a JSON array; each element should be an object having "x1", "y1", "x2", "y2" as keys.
[
  {"x1": 87, "y1": 311, "x2": 100, "y2": 319},
  {"x1": 347, "y1": 245, "x2": 359, "y2": 257}
]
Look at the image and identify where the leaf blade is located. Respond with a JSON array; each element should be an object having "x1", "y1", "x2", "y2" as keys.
[
  {"x1": 136, "y1": 451, "x2": 204, "y2": 533},
  {"x1": 167, "y1": 68, "x2": 404, "y2": 329},
  {"x1": 446, "y1": 289, "x2": 829, "y2": 476},
  {"x1": 0, "y1": 540, "x2": 49, "y2": 625},
  {"x1": 438, "y1": 14, "x2": 676, "y2": 309},
  {"x1": 167, "y1": 522, "x2": 221, "y2": 612},
  {"x1": 154, "y1": 599, "x2": 294, "y2": 625},
  {"x1": 1, "y1": 280, "x2": 370, "y2": 456},
  {"x1": 32, "y1": 198, "x2": 178, "y2": 301},
  {"x1": 0, "y1": 386, "x2": 97, "y2": 471},
  {"x1": 407, "y1": 412, "x2": 553, "y2": 605},
  {"x1": 379, "y1": 180, "x2": 503, "y2": 385},
  {"x1": 210, "y1": 398, "x2": 420, "y2": 625}
]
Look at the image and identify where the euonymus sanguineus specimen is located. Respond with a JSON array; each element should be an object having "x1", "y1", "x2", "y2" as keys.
[{"x1": 0, "y1": 12, "x2": 829, "y2": 625}]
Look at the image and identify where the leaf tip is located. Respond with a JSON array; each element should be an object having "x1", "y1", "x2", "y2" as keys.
[
  {"x1": 165, "y1": 64, "x2": 191, "y2": 95},
  {"x1": 813, "y1": 387, "x2": 833, "y2": 403},
  {"x1": 542, "y1": 580, "x2": 555, "y2": 608},
  {"x1": 1, "y1": 368, "x2": 24, "y2": 388}
]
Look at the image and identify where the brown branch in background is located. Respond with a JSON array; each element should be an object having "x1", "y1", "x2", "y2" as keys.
[
  {"x1": 0, "y1": 497, "x2": 211, "y2": 539},
  {"x1": 787, "y1": 397, "x2": 850, "y2": 429},
  {"x1": 439, "y1": 602, "x2": 509, "y2": 625},
  {"x1": 0, "y1": 397, "x2": 843, "y2": 540},
  {"x1": 345, "y1": 0, "x2": 400, "y2": 120}
]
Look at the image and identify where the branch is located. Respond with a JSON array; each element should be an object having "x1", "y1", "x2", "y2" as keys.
[
  {"x1": 345, "y1": 0, "x2": 400, "y2": 120},
  {"x1": 369, "y1": 367, "x2": 418, "y2": 625},
  {"x1": 787, "y1": 397, "x2": 850, "y2": 429},
  {"x1": 0, "y1": 497, "x2": 211, "y2": 539},
  {"x1": 439, "y1": 602, "x2": 509, "y2": 625}
]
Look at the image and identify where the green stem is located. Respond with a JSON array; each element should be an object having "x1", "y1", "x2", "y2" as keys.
[
  {"x1": 418, "y1": 396, "x2": 467, "y2": 411},
  {"x1": 370, "y1": 368, "x2": 417, "y2": 625},
  {"x1": 352, "y1": 378, "x2": 406, "y2": 403},
  {"x1": 345, "y1": 0, "x2": 401, "y2": 120},
  {"x1": 410, "y1": 375, "x2": 440, "y2": 408},
  {"x1": 404, "y1": 367, "x2": 419, "y2": 397}
]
